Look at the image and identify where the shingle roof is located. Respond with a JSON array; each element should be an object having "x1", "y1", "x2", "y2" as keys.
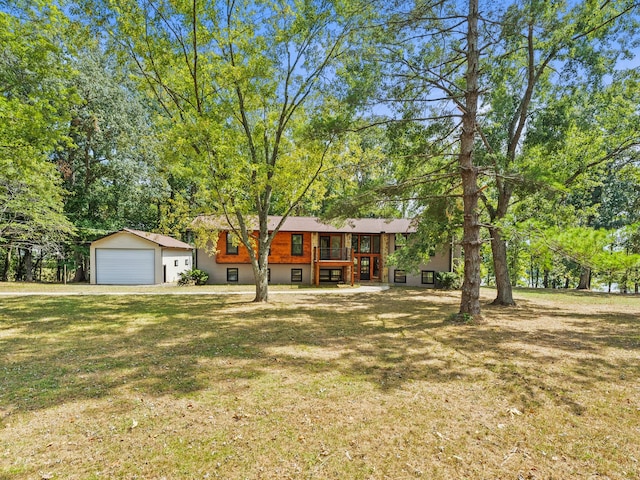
[
  {"x1": 122, "y1": 228, "x2": 193, "y2": 249},
  {"x1": 193, "y1": 215, "x2": 416, "y2": 234}
]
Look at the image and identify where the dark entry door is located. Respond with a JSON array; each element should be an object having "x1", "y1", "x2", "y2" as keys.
[{"x1": 360, "y1": 256, "x2": 370, "y2": 280}]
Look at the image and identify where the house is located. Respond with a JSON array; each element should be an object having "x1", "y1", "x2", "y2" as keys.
[
  {"x1": 193, "y1": 216, "x2": 453, "y2": 287},
  {"x1": 90, "y1": 229, "x2": 193, "y2": 285}
]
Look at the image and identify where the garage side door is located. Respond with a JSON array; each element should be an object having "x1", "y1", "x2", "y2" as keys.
[{"x1": 95, "y1": 249, "x2": 155, "y2": 284}]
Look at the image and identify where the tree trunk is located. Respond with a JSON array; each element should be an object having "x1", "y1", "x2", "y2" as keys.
[
  {"x1": 73, "y1": 264, "x2": 86, "y2": 283},
  {"x1": 1, "y1": 247, "x2": 10, "y2": 282},
  {"x1": 15, "y1": 249, "x2": 25, "y2": 281},
  {"x1": 248, "y1": 214, "x2": 272, "y2": 303},
  {"x1": 489, "y1": 227, "x2": 515, "y2": 305},
  {"x1": 577, "y1": 266, "x2": 590, "y2": 290},
  {"x1": 543, "y1": 270, "x2": 549, "y2": 288},
  {"x1": 253, "y1": 241, "x2": 270, "y2": 303},
  {"x1": 254, "y1": 266, "x2": 269, "y2": 302},
  {"x1": 33, "y1": 251, "x2": 43, "y2": 282},
  {"x1": 72, "y1": 251, "x2": 87, "y2": 282},
  {"x1": 529, "y1": 259, "x2": 534, "y2": 288},
  {"x1": 457, "y1": 0, "x2": 482, "y2": 319},
  {"x1": 24, "y1": 249, "x2": 33, "y2": 282}
]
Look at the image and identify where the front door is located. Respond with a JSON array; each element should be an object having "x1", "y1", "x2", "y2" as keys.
[{"x1": 360, "y1": 256, "x2": 370, "y2": 280}]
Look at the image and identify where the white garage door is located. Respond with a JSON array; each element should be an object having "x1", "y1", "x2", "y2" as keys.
[{"x1": 95, "y1": 249, "x2": 155, "y2": 284}]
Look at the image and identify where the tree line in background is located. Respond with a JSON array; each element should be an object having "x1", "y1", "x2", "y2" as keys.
[{"x1": 1, "y1": 0, "x2": 639, "y2": 315}]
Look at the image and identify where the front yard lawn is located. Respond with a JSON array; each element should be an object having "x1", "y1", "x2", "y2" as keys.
[{"x1": 1, "y1": 288, "x2": 638, "y2": 478}]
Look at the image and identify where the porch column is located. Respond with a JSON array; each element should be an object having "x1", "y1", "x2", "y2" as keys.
[
  {"x1": 381, "y1": 233, "x2": 390, "y2": 283},
  {"x1": 350, "y1": 248, "x2": 355, "y2": 286},
  {"x1": 313, "y1": 246, "x2": 320, "y2": 286}
]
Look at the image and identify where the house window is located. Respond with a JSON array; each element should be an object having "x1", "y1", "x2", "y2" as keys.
[
  {"x1": 395, "y1": 233, "x2": 408, "y2": 250},
  {"x1": 394, "y1": 270, "x2": 406, "y2": 283},
  {"x1": 227, "y1": 268, "x2": 238, "y2": 282},
  {"x1": 421, "y1": 270, "x2": 435, "y2": 285},
  {"x1": 320, "y1": 235, "x2": 343, "y2": 260},
  {"x1": 291, "y1": 268, "x2": 302, "y2": 282},
  {"x1": 320, "y1": 269, "x2": 343, "y2": 282},
  {"x1": 372, "y1": 235, "x2": 380, "y2": 254},
  {"x1": 226, "y1": 232, "x2": 238, "y2": 255},
  {"x1": 174, "y1": 260, "x2": 179, "y2": 267},
  {"x1": 185, "y1": 258, "x2": 190, "y2": 266},
  {"x1": 360, "y1": 235, "x2": 371, "y2": 253},
  {"x1": 291, "y1": 234, "x2": 303, "y2": 256}
]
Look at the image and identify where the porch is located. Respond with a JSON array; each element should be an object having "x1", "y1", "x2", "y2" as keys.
[{"x1": 313, "y1": 247, "x2": 355, "y2": 286}]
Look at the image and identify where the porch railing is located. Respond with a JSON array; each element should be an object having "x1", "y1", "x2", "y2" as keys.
[{"x1": 314, "y1": 247, "x2": 352, "y2": 262}]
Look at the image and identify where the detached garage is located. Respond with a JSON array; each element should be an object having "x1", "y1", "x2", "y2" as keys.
[{"x1": 90, "y1": 229, "x2": 193, "y2": 285}]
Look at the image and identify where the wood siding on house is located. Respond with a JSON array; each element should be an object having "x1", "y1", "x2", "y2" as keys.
[
  {"x1": 270, "y1": 232, "x2": 312, "y2": 264},
  {"x1": 215, "y1": 231, "x2": 312, "y2": 264}
]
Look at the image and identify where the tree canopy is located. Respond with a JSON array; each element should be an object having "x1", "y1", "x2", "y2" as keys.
[
  {"x1": 0, "y1": 1, "x2": 76, "y2": 254},
  {"x1": 79, "y1": 0, "x2": 378, "y2": 300}
]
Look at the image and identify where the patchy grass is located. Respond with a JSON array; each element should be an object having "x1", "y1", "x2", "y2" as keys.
[
  {"x1": 0, "y1": 287, "x2": 638, "y2": 479},
  {"x1": 0, "y1": 281, "x2": 346, "y2": 294}
]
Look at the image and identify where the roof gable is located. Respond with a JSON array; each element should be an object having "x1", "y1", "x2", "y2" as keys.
[{"x1": 93, "y1": 229, "x2": 192, "y2": 249}]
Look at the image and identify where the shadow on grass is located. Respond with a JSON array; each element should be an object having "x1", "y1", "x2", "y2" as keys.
[{"x1": 0, "y1": 288, "x2": 638, "y2": 414}]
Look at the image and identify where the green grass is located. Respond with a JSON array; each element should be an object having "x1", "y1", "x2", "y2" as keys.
[
  {"x1": 0, "y1": 287, "x2": 639, "y2": 479},
  {"x1": 0, "y1": 281, "x2": 355, "y2": 294},
  {"x1": 507, "y1": 285, "x2": 640, "y2": 305}
]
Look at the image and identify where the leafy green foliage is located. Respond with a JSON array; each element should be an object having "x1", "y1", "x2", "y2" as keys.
[
  {"x1": 372, "y1": 0, "x2": 640, "y2": 301},
  {"x1": 81, "y1": 0, "x2": 379, "y2": 300},
  {"x1": 55, "y1": 43, "x2": 163, "y2": 233},
  {"x1": 476, "y1": 0, "x2": 640, "y2": 300},
  {"x1": 177, "y1": 269, "x2": 209, "y2": 286},
  {"x1": 0, "y1": 3, "x2": 76, "y2": 251},
  {"x1": 436, "y1": 271, "x2": 460, "y2": 290},
  {"x1": 508, "y1": 222, "x2": 640, "y2": 291}
]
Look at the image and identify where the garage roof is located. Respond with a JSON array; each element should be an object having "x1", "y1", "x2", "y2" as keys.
[{"x1": 96, "y1": 228, "x2": 193, "y2": 250}]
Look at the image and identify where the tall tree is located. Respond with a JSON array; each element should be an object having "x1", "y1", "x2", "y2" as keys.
[
  {"x1": 59, "y1": 45, "x2": 162, "y2": 231},
  {"x1": 377, "y1": 0, "x2": 638, "y2": 312},
  {"x1": 54, "y1": 42, "x2": 165, "y2": 280},
  {"x1": 371, "y1": 0, "x2": 490, "y2": 318},
  {"x1": 458, "y1": 0, "x2": 483, "y2": 318},
  {"x1": 501, "y1": 65, "x2": 640, "y2": 291},
  {"x1": 0, "y1": 1, "x2": 76, "y2": 271},
  {"x1": 477, "y1": 0, "x2": 640, "y2": 305},
  {"x1": 83, "y1": 0, "x2": 374, "y2": 301}
]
